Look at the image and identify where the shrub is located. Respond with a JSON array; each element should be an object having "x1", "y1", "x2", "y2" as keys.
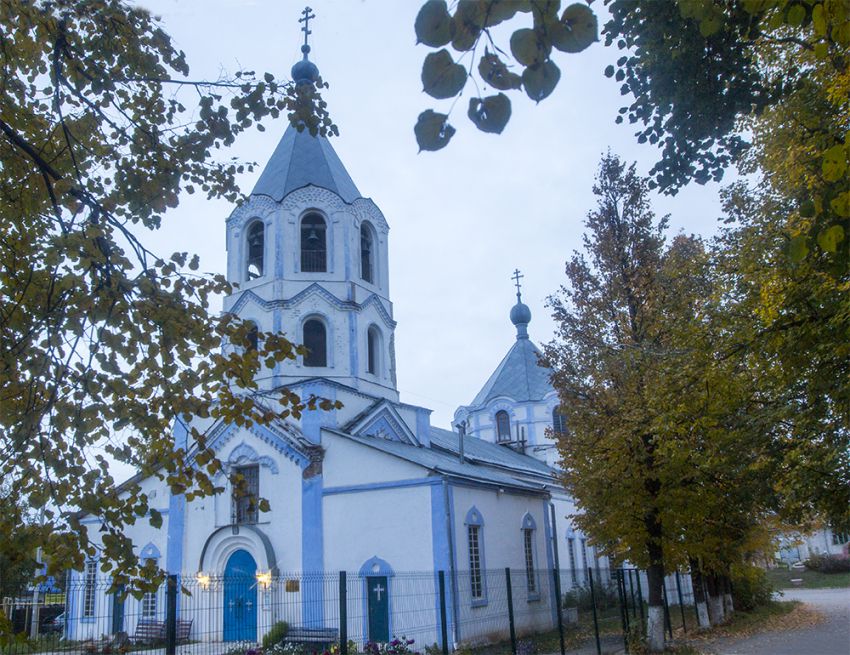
[
  {"x1": 730, "y1": 565, "x2": 773, "y2": 612},
  {"x1": 262, "y1": 621, "x2": 289, "y2": 649},
  {"x1": 805, "y1": 553, "x2": 850, "y2": 574},
  {"x1": 562, "y1": 581, "x2": 620, "y2": 612}
]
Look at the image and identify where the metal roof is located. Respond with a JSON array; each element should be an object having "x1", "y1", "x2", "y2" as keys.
[
  {"x1": 429, "y1": 426, "x2": 554, "y2": 478},
  {"x1": 325, "y1": 429, "x2": 548, "y2": 493},
  {"x1": 251, "y1": 125, "x2": 362, "y2": 203},
  {"x1": 469, "y1": 337, "x2": 554, "y2": 407}
]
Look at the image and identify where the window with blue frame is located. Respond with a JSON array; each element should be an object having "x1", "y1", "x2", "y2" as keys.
[
  {"x1": 567, "y1": 537, "x2": 578, "y2": 587},
  {"x1": 468, "y1": 525, "x2": 482, "y2": 599},
  {"x1": 465, "y1": 507, "x2": 486, "y2": 605},
  {"x1": 524, "y1": 529, "x2": 536, "y2": 593},
  {"x1": 83, "y1": 559, "x2": 97, "y2": 618}
]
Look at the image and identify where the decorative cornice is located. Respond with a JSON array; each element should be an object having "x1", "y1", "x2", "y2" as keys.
[
  {"x1": 228, "y1": 283, "x2": 397, "y2": 329},
  {"x1": 227, "y1": 441, "x2": 280, "y2": 475}
]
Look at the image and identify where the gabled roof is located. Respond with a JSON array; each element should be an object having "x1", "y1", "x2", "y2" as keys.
[
  {"x1": 325, "y1": 429, "x2": 547, "y2": 494},
  {"x1": 469, "y1": 337, "x2": 554, "y2": 407},
  {"x1": 429, "y1": 426, "x2": 554, "y2": 478},
  {"x1": 251, "y1": 125, "x2": 362, "y2": 203}
]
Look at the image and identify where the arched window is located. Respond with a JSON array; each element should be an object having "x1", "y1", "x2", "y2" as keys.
[
  {"x1": 360, "y1": 223, "x2": 374, "y2": 284},
  {"x1": 246, "y1": 221, "x2": 264, "y2": 280},
  {"x1": 495, "y1": 410, "x2": 511, "y2": 442},
  {"x1": 465, "y1": 507, "x2": 486, "y2": 605},
  {"x1": 552, "y1": 406, "x2": 567, "y2": 435},
  {"x1": 367, "y1": 325, "x2": 380, "y2": 375},
  {"x1": 301, "y1": 214, "x2": 327, "y2": 272},
  {"x1": 303, "y1": 318, "x2": 327, "y2": 367},
  {"x1": 246, "y1": 321, "x2": 259, "y2": 352}
]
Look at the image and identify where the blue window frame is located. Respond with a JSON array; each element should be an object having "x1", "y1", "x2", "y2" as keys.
[
  {"x1": 465, "y1": 507, "x2": 487, "y2": 607},
  {"x1": 521, "y1": 513, "x2": 540, "y2": 600}
]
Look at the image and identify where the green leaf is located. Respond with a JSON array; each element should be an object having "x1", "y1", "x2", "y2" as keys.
[
  {"x1": 817, "y1": 225, "x2": 845, "y2": 253},
  {"x1": 478, "y1": 51, "x2": 522, "y2": 91},
  {"x1": 788, "y1": 234, "x2": 809, "y2": 262},
  {"x1": 522, "y1": 60, "x2": 561, "y2": 102},
  {"x1": 467, "y1": 93, "x2": 512, "y2": 134},
  {"x1": 414, "y1": 110, "x2": 456, "y2": 151},
  {"x1": 415, "y1": 0, "x2": 453, "y2": 47},
  {"x1": 452, "y1": 9, "x2": 481, "y2": 51},
  {"x1": 822, "y1": 145, "x2": 847, "y2": 182},
  {"x1": 831, "y1": 192, "x2": 850, "y2": 218},
  {"x1": 786, "y1": 4, "x2": 806, "y2": 27},
  {"x1": 421, "y1": 49, "x2": 467, "y2": 99},
  {"x1": 799, "y1": 200, "x2": 816, "y2": 218},
  {"x1": 510, "y1": 28, "x2": 550, "y2": 67},
  {"x1": 551, "y1": 4, "x2": 598, "y2": 53}
]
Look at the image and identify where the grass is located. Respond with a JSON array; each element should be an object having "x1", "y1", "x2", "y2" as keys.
[{"x1": 766, "y1": 566, "x2": 850, "y2": 589}]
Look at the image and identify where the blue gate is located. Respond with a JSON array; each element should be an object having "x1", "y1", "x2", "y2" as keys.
[{"x1": 223, "y1": 549, "x2": 258, "y2": 642}]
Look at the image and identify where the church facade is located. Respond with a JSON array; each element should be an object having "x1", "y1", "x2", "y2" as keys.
[{"x1": 66, "y1": 48, "x2": 607, "y2": 650}]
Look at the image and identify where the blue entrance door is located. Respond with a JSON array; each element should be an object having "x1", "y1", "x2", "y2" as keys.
[
  {"x1": 223, "y1": 550, "x2": 257, "y2": 642},
  {"x1": 367, "y1": 576, "x2": 389, "y2": 643}
]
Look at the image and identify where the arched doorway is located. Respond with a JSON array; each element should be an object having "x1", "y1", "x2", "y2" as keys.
[{"x1": 223, "y1": 549, "x2": 257, "y2": 642}]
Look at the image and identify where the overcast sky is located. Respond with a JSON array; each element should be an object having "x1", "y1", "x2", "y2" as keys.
[{"x1": 136, "y1": 0, "x2": 731, "y2": 430}]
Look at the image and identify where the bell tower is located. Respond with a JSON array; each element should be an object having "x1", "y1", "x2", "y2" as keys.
[{"x1": 222, "y1": 32, "x2": 398, "y2": 402}]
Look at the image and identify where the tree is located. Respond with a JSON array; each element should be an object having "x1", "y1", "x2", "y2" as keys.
[
  {"x1": 0, "y1": 0, "x2": 337, "y2": 588},
  {"x1": 544, "y1": 154, "x2": 679, "y2": 651}
]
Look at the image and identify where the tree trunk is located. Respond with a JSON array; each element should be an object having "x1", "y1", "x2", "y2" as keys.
[
  {"x1": 645, "y1": 561, "x2": 666, "y2": 652},
  {"x1": 689, "y1": 558, "x2": 710, "y2": 628},
  {"x1": 705, "y1": 573, "x2": 725, "y2": 625},
  {"x1": 722, "y1": 574, "x2": 735, "y2": 616}
]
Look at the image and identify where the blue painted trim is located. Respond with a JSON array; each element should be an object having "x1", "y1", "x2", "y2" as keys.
[
  {"x1": 348, "y1": 311, "x2": 359, "y2": 389},
  {"x1": 429, "y1": 485, "x2": 455, "y2": 649},
  {"x1": 166, "y1": 493, "x2": 185, "y2": 575},
  {"x1": 229, "y1": 284, "x2": 397, "y2": 330},
  {"x1": 65, "y1": 570, "x2": 77, "y2": 639},
  {"x1": 275, "y1": 217, "x2": 284, "y2": 279},
  {"x1": 324, "y1": 477, "x2": 439, "y2": 496},
  {"x1": 140, "y1": 542, "x2": 162, "y2": 560},
  {"x1": 521, "y1": 512, "x2": 537, "y2": 531},
  {"x1": 273, "y1": 308, "x2": 283, "y2": 383},
  {"x1": 359, "y1": 557, "x2": 394, "y2": 644},
  {"x1": 301, "y1": 474, "x2": 324, "y2": 627},
  {"x1": 343, "y1": 217, "x2": 351, "y2": 284},
  {"x1": 444, "y1": 477, "x2": 549, "y2": 497},
  {"x1": 358, "y1": 556, "x2": 395, "y2": 577},
  {"x1": 464, "y1": 507, "x2": 488, "y2": 608},
  {"x1": 543, "y1": 503, "x2": 557, "y2": 622},
  {"x1": 301, "y1": 381, "x2": 338, "y2": 445}
]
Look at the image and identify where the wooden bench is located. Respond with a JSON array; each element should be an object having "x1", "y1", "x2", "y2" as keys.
[
  {"x1": 284, "y1": 627, "x2": 338, "y2": 647},
  {"x1": 131, "y1": 619, "x2": 193, "y2": 644},
  {"x1": 132, "y1": 620, "x2": 165, "y2": 645}
]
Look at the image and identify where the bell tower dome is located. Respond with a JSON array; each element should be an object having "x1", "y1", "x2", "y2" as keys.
[{"x1": 222, "y1": 36, "x2": 398, "y2": 401}]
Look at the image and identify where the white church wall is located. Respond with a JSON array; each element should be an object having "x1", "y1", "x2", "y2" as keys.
[
  {"x1": 322, "y1": 432, "x2": 426, "y2": 487},
  {"x1": 450, "y1": 486, "x2": 554, "y2": 644}
]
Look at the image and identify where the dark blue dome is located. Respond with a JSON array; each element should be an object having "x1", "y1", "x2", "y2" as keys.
[{"x1": 291, "y1": 45, "x2": 319, "y2": 84}]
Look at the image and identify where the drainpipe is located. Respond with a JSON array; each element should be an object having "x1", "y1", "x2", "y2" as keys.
[{"x1": 442, "y1": 477, "x2": 460, "y2": 646}]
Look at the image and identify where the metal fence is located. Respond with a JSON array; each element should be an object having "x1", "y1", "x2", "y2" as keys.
[{"x1": 2, "y1": 568, "x2": 699, "y2": 655}]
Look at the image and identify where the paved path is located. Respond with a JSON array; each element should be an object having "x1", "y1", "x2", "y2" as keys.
[{"x1": 701, "y1": 587, "x2": 849, "y2": 655}]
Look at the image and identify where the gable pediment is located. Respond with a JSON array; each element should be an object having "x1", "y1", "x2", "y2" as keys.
[{"x1": 345, "y1": 401, "x2": 417, "y2": 446}]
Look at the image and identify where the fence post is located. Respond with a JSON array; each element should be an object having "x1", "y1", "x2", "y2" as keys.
[
  {"x1": 505, "y1": 568, "x2": 517, "y2": 655},
  {"x1": 661, "y1": 581, "x2": 673, "y2": 639},
  {"x1": 675, "y1": 571, "x2": 687, "y2": 634},
  {"x1": 339, "y1": 572, "x2": 348, "y2": 655},
  {"x1": 587, "y1": 567, "x2": 602, "y2": 655},
  {"x1": 438, "y1": 571, "x2": 449, "y2": 655},
  {"x1": 615, "y1": 570, "x2": 629, "y2": 654},
  {"x1": 628, "y1": 570, "x2": 637, "y2": 619},
  {"x1": 635, "y1": 570, "x2": 645, "y2": 626},
  {"x1": 165, "y1": 574, "x2": 177, "y2": 655},
  {"x1": 552, "y1": 568, "x2": 565, "y2": 655}
]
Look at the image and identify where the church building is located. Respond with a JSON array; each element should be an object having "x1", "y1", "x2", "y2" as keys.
[{"x1": 66, "y1": 38, "x2": 606, "y2": 650}]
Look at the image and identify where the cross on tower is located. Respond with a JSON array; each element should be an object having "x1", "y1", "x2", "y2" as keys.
[
  {"x1": 512, "y1": 268, "x2": 524, "y2": 298},
  {"x1": 299, "y1": 6, "x2": 315, "y2": 47}
]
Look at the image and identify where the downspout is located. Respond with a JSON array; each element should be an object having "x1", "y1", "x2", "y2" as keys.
[{"x1": 442, "y1": 477, "x2": 460, "y2": 646}]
